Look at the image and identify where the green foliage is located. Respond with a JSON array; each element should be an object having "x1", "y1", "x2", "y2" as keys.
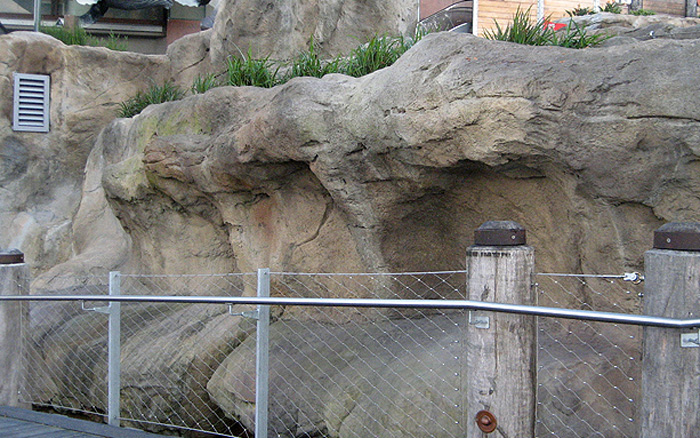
[
  {"x1": 117, "y1": 81, "x2": 185, "y2": 118},
  {"x1": 550, "y1": 19, "x2": 609, "y2": 48},
  {"x1": 566, "y1": 6, "x2": 595, "y2": 16},
  {"x1": 101, "y1": 32, "x2": 129, "y2": 51},
  {"x1": 40, "y1": 25, "x2": 128, "y2": 51},
  {"x1": 602, "y1": 1, "x2": 623, "y2": 13},
  {"x1": 118, "y1": 27, "x2": 434, "y2": 117},
  {"x1": 484, "y1": 7, "x2": 553, "y2": 45},
  {"x1": 631, "y1": 8, "x2": 656, "y2": 15},
  {"x1": 485, "y1": 6, "x2": 607, "y2": 48},
  {"x1": 340, "y1": 34, "x2": 405, "y2": 77},
  {"x1": 191, "y1": 73, "x2": 220, "y2": 94},
  {"x1": 225, "y1": 49, "x2": 280, "y2": 88},
  {"x1": 284, "y1": 36, "x2": 341, "y2": 80},
  {"x1": 339, "y1": 29, "x2": 428, "y2": 78}
]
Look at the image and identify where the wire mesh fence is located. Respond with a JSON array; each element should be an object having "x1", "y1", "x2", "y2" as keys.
[
  {"x1": 262, "y1": 271, "x2": 468, "y2": 438},
  {"x1": 535, "y1": 273, "x2": 644, "y2": 438},
  {"x1": 12, "y1": 268, "x2": 648, "y2": 438},
  {"x1": 20, "y1": 274, "x2": 109, "y2": 418}
]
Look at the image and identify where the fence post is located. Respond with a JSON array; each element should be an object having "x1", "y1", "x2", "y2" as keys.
[
  {"x1": 642, "y1": 223, "x2": 700, "y2": 437},
  {"x1": 108, "y1": 271, "x2": 121, "y2": 427},
  {"x1": 465, "y1": 221, "x2": 536, "y2": 438},
  {"x1": 0, "y1": 250, "x2": 29, "y2": 408},
  {"x1": 255, "y1": 268, "x2": 270, "y2": 438}
]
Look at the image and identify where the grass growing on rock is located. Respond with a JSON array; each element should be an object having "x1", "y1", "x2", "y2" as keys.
[
  {"x1": 118, "y1": 29, "x2": 431, "y2": 117},
  {"x1": 485, "y1": 6, "x2": 608, "y2": 48},
  {"x1": 117, "y1": 81, "x2": 185, "y2": 118},
  {"x1": 191, "y1": 73, "x2": 220, "y2": 95},
  {"x1": 225, "y1": 49, "x2": 281, "y2": 87}
]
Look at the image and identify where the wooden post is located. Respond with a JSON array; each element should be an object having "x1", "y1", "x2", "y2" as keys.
[
  {"x1": 466, "y1": 221, "x2": 536, "y2": 438},
  {"x1": 0, "y1": 250, "x2": 30, "y2": 408},
  {"x1": 642, "y1": 223, "x2": 700, "y2": 437},
  {"x1": 686, "y1": 0, "x2": 697, "y2": 18}
]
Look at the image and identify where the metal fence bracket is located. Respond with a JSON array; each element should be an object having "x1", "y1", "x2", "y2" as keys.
[
  {"x1": 81, "y1": 302, "x2": 112, "y2": 314},
  {"x1": 228, "y1": 304, "x2": 260, "y2": 320},
  {"x1": 681, "y1": 330, "x2": 700, "y2": 348},
  {"x1": 469, "y1": 311, "x2": 490, "y2": 329}
]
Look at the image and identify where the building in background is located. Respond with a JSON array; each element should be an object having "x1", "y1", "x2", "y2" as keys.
[
  {"x1": 420, "y1": 0, "x2": 696, "y2": 35},
  {"x1": 0, "y1": 0, "x2": 213, "y2": 53}
]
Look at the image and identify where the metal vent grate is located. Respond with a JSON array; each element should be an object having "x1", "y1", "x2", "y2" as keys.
[{"x1": 13, "y1": 73, "x2": 50, "y2": 133}]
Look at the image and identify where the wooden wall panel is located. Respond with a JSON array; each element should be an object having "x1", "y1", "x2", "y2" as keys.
[{"x1": 641, "y1": 0, "x2": 686, "y2": 15}]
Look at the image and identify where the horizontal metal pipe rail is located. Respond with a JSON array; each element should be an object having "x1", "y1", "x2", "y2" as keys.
[{"x1": 1, "y1": 294, "x2": 699, "y2": 329}]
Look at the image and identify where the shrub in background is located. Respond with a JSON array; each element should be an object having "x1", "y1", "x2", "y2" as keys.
[
  {"x1": 40, "y1": 25, "x2": 128, "y2": 51},
  {"x1": 631, "y1": 8, "x2": 656, "y2": 15},
  {"x1": 566, "y1": 6, "x2": 595, "y2": 16},
  {"x1": 602, "y1": 1, "x2": 623, "y2": 13}
]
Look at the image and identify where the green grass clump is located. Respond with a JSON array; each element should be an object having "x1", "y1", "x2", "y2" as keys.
[
  {"x1": 285, "y1": 37, "x2": 342, "y2": 80},
  {"x1": 117, "y1": 81, "x2": 185, "y2": 118},
  {"x1": 602, "y1": 1, "x2": 623, "y2": 13},
  {"x1": 566, "y1": 6, "x2": 595, "y2": 16},
  {"x1": 101, "y1": 32, "x2": 129, "y2": 51},
  {"x1": 631, "y1": 8, "x2": 656, "y2": 15},
  {"x1": 225, "y1": 49, "x2": 280, "y2": 88},
  {"x1": 191, "y1": 73, "x2": 220, "y2": 94},
  {"x1": 485, "y1": 7, "x2": 607, "y2": 48},
  {"x1": 118, "y1": 28, "x2": 433, "y2": 117},
  {"x1": 341, "y1": 34, "x2": 409, "y2": 78},
  {"x1": 40, "y1": 25, "x2": 128, "y2": 51},
  {"x1": 484, "y1": 7, "x2": 553, "y2": 45},
  {"x1": 551, "y1": 19, "x2": 609, "y2": 48}
]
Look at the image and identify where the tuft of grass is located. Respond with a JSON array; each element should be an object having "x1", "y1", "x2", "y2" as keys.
[
  {"x1": 551, "y1": 19, "x2": 610, "y2": 48},
  {"x1": 101, "y1": 32, "x2": 129, "y2": 51},
  {"x1": 284, "y1": 36, "x2": 341, "y2": 81},
  {"x1": 485, "y1": 6, "x2": 607, "y2": 48},
  {"x1": 225, "y1": 48, "x2": 280, "y2": 88},
  {"x1": 191, "y1": 73, "x2": 220, "y2": 94},
  {"x1": 40, "y1": 25, "x2": 128, "y2": 51},
  {"x1": 602, "y1": 1, "x2": 623, "y2": 13},
  {"x1": 340, "y1": 33, "x2": 420, "y2": 78},
  {"x1": 117, "y1": 81, "x2": 185, "y2": 118},
  {"x1": 566, "y1": 6, "x2": 595, "y2": 16},
  {"x1": 631, "y1": 8, "x2": 656, "y2": 15},
  {"x1": 484, "y1": 7, "x2": 553, "y2": 46}
]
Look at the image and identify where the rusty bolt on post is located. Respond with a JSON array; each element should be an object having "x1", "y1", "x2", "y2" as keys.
[{"x1": 475, "y1": 410, "x2": 497, "y2": 433}]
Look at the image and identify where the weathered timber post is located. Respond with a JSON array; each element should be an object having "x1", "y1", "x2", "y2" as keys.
[
  {"x1": 0, "y1": 249, "x2": 30, "y2": 407},
  {"x1": 686, "y1": 0, "x2": 697, "y2": 19},
  {"x1": 642, "y1": 222, "x2": 700, "y2": 437},
  {"x1": 466, "y1": 221, "x2": 536, "y2": 437}
]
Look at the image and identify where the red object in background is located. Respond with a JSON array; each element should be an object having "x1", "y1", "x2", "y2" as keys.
[{"x1": 544, "y1": 22, "x2": 568, "y2": 31}]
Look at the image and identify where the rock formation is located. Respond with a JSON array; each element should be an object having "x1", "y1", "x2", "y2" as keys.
[{"x1": 2, "y1": 8, "x2": 700, "y2": 438}]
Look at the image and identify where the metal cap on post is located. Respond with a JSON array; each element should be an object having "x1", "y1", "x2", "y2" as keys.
[
  {"x1": 0, "y1": 249, "x2": 24, "y2": 265},
  {"x1": 652, "y1": 222, "x2": 700, "y2": 251},
  {"x1": 467, "y1": 221, "x2": 535, "y2": 438},
  {"x1": 473, "y1": 221, "x2": 526, "y2": 246}
]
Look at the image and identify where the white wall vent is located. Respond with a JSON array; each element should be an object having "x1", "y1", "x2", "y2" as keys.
[{"x1": 13, "y1": 73, "x2": 50, "y2": 133}]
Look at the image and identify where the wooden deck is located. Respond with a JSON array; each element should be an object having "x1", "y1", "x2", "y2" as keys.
[{"x1": 0, "y1": 407, "x2": 168, "y2": 438}]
